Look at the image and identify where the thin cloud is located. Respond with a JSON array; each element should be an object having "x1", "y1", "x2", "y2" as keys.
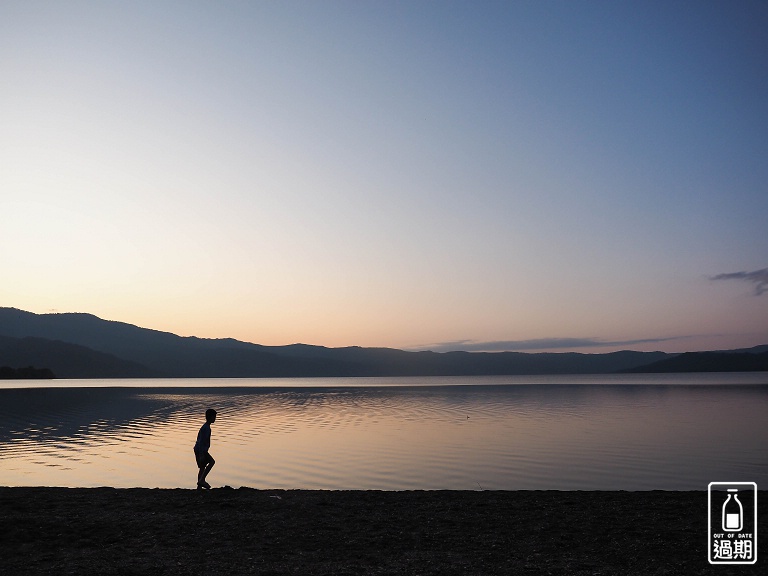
[
  {"x1": 711, "y1": 268, "x2": 768, "y2": 296},
  {"x1": 413, "y1": 337, "x2": 684, "y2": 353}
]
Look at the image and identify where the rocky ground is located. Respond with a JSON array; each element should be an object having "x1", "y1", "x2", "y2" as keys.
[{"x1": 1, "y1": 488, "x2": 764, "y2": 575}]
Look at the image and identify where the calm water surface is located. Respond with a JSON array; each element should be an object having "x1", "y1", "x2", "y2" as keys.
[{"x1": 1, "y1": 374, "x2": 767, "y2": 490}]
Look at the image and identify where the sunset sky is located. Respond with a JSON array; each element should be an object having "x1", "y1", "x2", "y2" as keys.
[{"x1": 2, "y1": 1, "x2": 767, "y2": 353}]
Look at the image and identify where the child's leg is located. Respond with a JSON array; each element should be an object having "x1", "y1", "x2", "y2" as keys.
[
  {"x1": 202, "y1": 456, "x2": 215, "y2": 480},
  {"x1": 199, "y1": 454, "x2": 215, "y2": 486}
]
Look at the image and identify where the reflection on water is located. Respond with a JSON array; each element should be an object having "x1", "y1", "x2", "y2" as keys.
[{"x1": 1, "y1": 380, "x2": 767, "y2": 490}]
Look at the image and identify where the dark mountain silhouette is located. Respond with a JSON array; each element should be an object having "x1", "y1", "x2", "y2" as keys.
[
  {"x1": 0, "y1": 308, "x2": 324, "y2": 377},
  {"x1": 623, "y1": 350, "x2": 768, "y2": 373},
  {"x1": 2, "y1": 307, "x2": 763, "y2": 378},
  {"x1": 265, "y1": 345, "x2": 672, "y2": 376},
  {"x1": 0, "y1": 335, "x2": 157, "y2": 378}
]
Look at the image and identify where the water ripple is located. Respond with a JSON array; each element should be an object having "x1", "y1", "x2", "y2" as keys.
[{"x1": 1, "y1": 382, "x2": 767, "y2": 489}]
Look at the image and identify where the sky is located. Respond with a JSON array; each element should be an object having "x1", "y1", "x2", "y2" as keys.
[{"x1": 1, "y1": 1, "x2": 767, "y2": 354}]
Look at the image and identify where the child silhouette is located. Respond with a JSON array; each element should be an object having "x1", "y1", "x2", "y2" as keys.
[{"x1": 194, "y1": 408, "x2": 217, "y2": 489}]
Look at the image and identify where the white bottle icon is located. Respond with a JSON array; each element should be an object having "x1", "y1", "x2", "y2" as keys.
[{"x1": 722, "y1": 489, "x2": 743, "y2": 532}]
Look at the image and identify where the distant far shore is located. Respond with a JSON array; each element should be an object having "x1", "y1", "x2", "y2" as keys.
[
  {"x1": 3, "y1": 307, "x2": 767, "y2": 378},
  {"x1": 0, "y1": 365, "x2": 55, "y2": 379},
  {"x1": 2, "y1": 487, "x2": 764, "y2": 575}
]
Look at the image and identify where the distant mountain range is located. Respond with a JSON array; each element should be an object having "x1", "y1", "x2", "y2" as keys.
[
  {"x1": 0, "y1": 307, "x2": 766, "y2": 378},
  {"x1": 622, "y1": 350, "x2": 768, "y2": 373}
]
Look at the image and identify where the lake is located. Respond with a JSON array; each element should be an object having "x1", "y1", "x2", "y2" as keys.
[{"x1": 1, "y1": 374, "x2": 767, "y2": 490}]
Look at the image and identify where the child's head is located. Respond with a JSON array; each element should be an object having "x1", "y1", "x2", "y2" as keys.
[{"x1": 205, "y1": 408, "x2": 217, "y2": 423}]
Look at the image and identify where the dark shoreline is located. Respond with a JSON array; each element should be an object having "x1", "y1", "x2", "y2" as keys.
[{"x1": 1, "y1": 488, "x2": 764, "y2": 575}]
